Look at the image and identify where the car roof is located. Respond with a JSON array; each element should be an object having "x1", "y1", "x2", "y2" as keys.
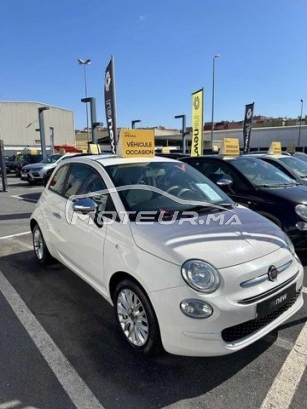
[
  {"x1": 182, "y1": 154, "x2": 250, "y2": 161},
  {"x1": 155, "y1": 152, "x2": 190, "y2": 159},
  {"x1": 248, "y1": 151, "x2": 291, "y2": 156},
  {"x1": 245, "y1": 153, "x2": 286, "y2": 160},
  {"x1": 61, "y1": 154, "x2": 180, "y2": 167}
]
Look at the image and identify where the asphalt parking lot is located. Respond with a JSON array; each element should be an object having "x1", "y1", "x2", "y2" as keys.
[{"x1": 0, "y1": 174, "x2": 306, "y2": 409}]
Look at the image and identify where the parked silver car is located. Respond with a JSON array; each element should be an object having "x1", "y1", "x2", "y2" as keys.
[
  {"x1": 21, "y1": 154, "x2": 62, "y2": 184},
  {"x1": 22, "y1": 153, "x2": 80, "y2": 184}
]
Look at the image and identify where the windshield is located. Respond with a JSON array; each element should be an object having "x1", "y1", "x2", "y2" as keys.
[
  {"x1": 279, "y1": 156, "x2": 307, "y2": 177},
  {"x1": 230, "y1": 157, "x2": 296, "y2": 186},
  {"x1": 293, "y1": 153, "x2": 307, "y2": 164},
  {"x1": 105, "y1": 161, "x2": 233, "y2": 214}
]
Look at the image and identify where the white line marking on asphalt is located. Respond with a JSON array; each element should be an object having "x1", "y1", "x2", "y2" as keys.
[
  {"x1": 0, "y1": 272, "x2": 105, "y2": 409},
  {"x1": 302, "y1": 286, "x2": 307, "y2": 294},
  {"x1": 260, "y1": 321, "x2": 307, "y2": 409},
  {"x1": 0, "y1": 400, "x2": 22, "y2": 409},
  {"x1": 0, "y1": 400, "x2": 37, "y2": 409},
  {"x1": 10, "y1": 194, "x2": 37, "y2": 203},
  {"x1": 8, "y1": 238, "x2": 33, "y2": 250},
  {"x1": 0, "y1": 231, "x2": 31, "y2": 240}
]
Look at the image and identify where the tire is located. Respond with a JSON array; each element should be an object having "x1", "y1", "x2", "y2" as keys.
[
  {"x1": 32, "y1": 224, "x2": 53, "y2": 267},
  {"x1": 28, "y1": 178, "x2": 36, "y2": 185},
  {"x1": 114, "y1": 279, "x2": 163, "y2": 355}
]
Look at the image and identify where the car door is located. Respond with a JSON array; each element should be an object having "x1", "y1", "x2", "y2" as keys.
[{"x1": 48, "y1": 162, "x2": 111, "y2": 287}]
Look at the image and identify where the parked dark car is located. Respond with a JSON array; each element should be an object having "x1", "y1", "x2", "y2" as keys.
[
  {"x1": 181, "y1": 155, "x2": 307, "y2": 249},
  {"x1": 1, "y1": 155, "x2": 16, "y2": 174},
  {"x1": 3, "y1": 156, "x2": 11, "y2": 173},
  {"x1": 247, "y1": 154, "x2": 307, "y2": 185},
  {"x1": 14, "y1": 153, "x2": 43, "y2": 177}
]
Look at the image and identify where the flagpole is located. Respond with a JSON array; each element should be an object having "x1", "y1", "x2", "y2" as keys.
[
  {"x1": 111, "y1": 55, "x2": 118, "y2": 144},
  {"x1": 104, "y1": 55, "x2": 118, "y2": 154}
]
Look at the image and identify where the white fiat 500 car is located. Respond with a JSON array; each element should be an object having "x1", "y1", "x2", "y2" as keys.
[{"x1": 30, "y1": 155, "x2": 304, "y2": 357}]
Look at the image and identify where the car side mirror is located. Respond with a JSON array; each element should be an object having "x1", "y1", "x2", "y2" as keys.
[
  {"x1": 72, "y1": 198, "x2": 97, "y2": 214},
  {"x1": 216, "y1": 178, "x2": 233, "y2": 191}
]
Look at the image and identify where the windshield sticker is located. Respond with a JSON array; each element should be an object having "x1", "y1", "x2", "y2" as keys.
[{"x1": 196, "y1": 183, "x2": 223, "y2": 202}]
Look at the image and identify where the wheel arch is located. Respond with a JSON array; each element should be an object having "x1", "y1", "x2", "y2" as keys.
[
  {"x1": 109, "y1": 271, "x2": 148, "y2": 302},
  {"x1": 110, "y1": 270, "x2": 163, "y2": 355},
  {"x1": 30, "y1": 218, "x2": 38, "y2": 231}
]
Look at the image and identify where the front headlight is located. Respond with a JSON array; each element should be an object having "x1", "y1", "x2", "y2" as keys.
[
  {"x1": 35, "y1": 167, "x2": 43, "y2": 171},
  {"x1": 181, "y1": 259, "x2": 220, "y2": 293},
  {"x1": 295, "y1": 204, "x2": 307, "y2": 221}
]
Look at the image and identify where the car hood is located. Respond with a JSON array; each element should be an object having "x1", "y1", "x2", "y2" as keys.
[
  {"x1": 22, "y1": 162, "x2": 53, "y2": 170},
  {"x1": 130, "y1": 206, "x2": 287, "y2": 268},
  {"x1": 258, "y1": 184, "x2": 307, "y2": 204}
]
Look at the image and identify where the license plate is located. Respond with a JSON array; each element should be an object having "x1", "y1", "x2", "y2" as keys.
[
  {"x1": 21, "y1": 173, "x2": 27, "y2": 177},
  {"x1": 256, "y1": 284, "x2": 296, "y2": 318}
]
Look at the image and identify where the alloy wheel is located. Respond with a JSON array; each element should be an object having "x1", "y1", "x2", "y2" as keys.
[{"x1": 116, "y1": 288, "x2": 149, "y2": 346}]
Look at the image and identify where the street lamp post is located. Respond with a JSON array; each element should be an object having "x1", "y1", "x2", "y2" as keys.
[
  {"x1": 210, "y1": 54, "x2": 220, "y2": 149},
  {"x1": 298, "y1": 99, "x2": 304, "y2": 147},
  {"x1": 131, "y1": 119, "x2": 141, "y2": 129},
  {"x1": 174, "y1": 114, "x2": 187, "y2": 154},
  {"x1": 38, "y1": 106, "x2": 50, "y2": 159},
  {"x1": 78, "y1": 58, "x2": 91, "y2": 142}
]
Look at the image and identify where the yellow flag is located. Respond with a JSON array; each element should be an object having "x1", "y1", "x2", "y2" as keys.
[{"x1": 191, "y1": 88, "x2": 204, "y2": 156}]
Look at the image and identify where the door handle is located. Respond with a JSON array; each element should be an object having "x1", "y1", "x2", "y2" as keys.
[{"x1": 52, "y1": 212, "x2": 62, "y2": 219}]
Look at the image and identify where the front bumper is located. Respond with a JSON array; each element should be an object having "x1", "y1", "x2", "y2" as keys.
[
  {"x1": 149, "y1": 251, "x2": 304, "y2": 357},
  {"x1": 26, "y1": 170, "x2": 44, "y2": 182}
]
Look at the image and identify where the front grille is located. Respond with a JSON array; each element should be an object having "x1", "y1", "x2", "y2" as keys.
[
  {"x1": 238, "y1": 272, "x2": 299, "y2": 305},
  {"x1": 222, "y1": 289, "x2": 301, "y2": 343}
]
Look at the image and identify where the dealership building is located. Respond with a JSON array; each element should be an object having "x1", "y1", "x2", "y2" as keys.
[
  {"x1": 0, "y1": 101, "x2": 75, "y2": 155},
  {"x1": 2, "y1": 101, "x2": 307, "y2": 155}
]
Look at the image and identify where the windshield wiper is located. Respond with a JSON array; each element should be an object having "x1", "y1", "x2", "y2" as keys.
[
  {"x1": 185, "y1": 203, "x2": 233, "y2": 213},
  {"x1": 256, "y1": 183, "x2": 295, "y2": 188}
]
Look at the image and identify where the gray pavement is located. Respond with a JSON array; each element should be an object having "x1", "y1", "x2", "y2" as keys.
[{"x1": 0, "y1": 174, "x2": 306, "y2": 409}]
